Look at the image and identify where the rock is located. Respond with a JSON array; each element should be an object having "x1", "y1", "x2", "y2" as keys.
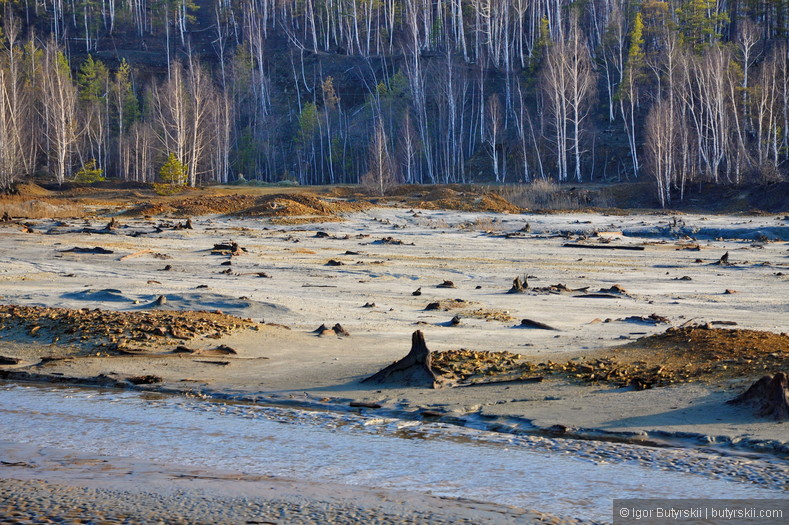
[
  {"x1": 412, "y1": 287, "x2": 422, "y2": 296},
  {"x1": 437, "y1": 280, "x2": 456, "y2": 288},
  {"x1": 449, "y1": 315, "x2": 462, "y2": 326},
  {"x1": 326, "y1": 259, "x2": 344, "y2": 266}
]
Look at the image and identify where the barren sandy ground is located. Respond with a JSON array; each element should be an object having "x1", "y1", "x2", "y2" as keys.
[{"x1": 0, "y1": 205, "x2": 787, "y2": 451}]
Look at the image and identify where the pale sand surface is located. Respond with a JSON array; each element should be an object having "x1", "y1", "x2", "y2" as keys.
[
  {"x1": 0, "y1": 208, "x2": 787, "y2": 449},
  {"x1": 0, "y1": 441, "x2": 559, "y2": 524}
]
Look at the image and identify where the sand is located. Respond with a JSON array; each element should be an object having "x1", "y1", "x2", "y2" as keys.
[
  {"x1": 0, "y1": 207, "x2": 787, "y2": 447},
  {"x1": 0, "y1": 441, "x2": 559, "y2": 524}
]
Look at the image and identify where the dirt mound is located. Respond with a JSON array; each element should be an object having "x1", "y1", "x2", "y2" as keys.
[
  {"x1": 235, "y1": 193, "x2": 371, "y2": 218},
  {"x1": 416, "y1": 192, "x2": 522, "y2": 213},
  {"x1": 122, "y1": 194, "x2": 258, "y2": 217},
  {"x1": 13, "y1": 183, "x2": 52, "y2": 197},
  {"x1": 547, "y1": 326, "x2": 789, "y2": 389},
  {"x1": 430, "y1": 326, "x2": 788, "y2": 390},
  {"x1": 0, "y1": 305, "x2": 258, "y2": 355}
]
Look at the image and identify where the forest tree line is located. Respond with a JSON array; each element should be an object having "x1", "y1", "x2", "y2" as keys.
[{"x1": 0, "y1": 0, "x2": 788, "y2": 204}]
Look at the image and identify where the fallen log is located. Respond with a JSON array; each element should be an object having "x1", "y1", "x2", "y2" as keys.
[
  {"x1": 727, "y1": 372, "x2": 789, "y2": 420},
  {"x1": 362, "y1": 330, "x2": 440, "y2": 388},
  {"x1": 562, "y1": 243, "x2": 644, "y2": 251},
  {"x1": 119, "y1": 249, "x2": 153, "y2": 261}
]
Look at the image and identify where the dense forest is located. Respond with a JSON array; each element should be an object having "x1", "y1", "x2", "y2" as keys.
[{"x1": 0, "y1": 0, "x2": 787, "y2": 204}]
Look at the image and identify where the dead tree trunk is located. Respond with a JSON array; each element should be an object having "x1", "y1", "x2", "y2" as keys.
[
  {"x1": 362, "y1": 330, "x2": 440, "y2": 388},
  {"x1": 727, "y1": 372, "x2": 789, "y2": 420},
  {"x1": 507, "y1": 276, "x2": 528, "y2": 293}
]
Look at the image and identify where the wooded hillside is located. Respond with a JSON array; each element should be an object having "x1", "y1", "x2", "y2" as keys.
[{"x1": 0, "y1": 0, "x2": 787, "y2": 205}]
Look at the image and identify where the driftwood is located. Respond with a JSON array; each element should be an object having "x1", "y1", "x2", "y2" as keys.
[
  {"x1": 727, "y1": 372, "x2": 789, "y2": 420},
  {"x1": 507, "y1": 276, "x2": 528, "y2": 293},
  {"x1": 518, "y1": 318, "x2": 558, "y2": 330},
  {"x1": 562, "y1": 243, "x2": 645, "y2": 251},
  {"x1": 362, "y1": 330, "x2": 440, "y2": 388},
  {"x1": 119, "y1": 249, "x2": 153, "y2": 261},
  {"x1": 60, "y1": 246, "x2": 114, "y2": 254}
]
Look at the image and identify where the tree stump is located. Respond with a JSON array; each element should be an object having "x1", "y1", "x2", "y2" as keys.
[
  {"x1": 362, "y1": 330, "x2": 440, "y2": 388},
  {"x1": 727, "y1": 372, "x2": 789, "y2": 420},
  {"x1": 507, "y1": 276, "x2": 528, "y2": 294}
]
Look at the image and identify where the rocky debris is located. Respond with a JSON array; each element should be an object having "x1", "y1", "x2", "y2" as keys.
[
  {"x1": 362, "y1": 302, "x2": 376, "y2": 308},
  {"x1": 529, "y1": 283, "x2": 588, "y2": 295},
  {"x1": 436, "y1": 280, "x2": 456, "y2": 288},
  {"x1": 362, "y1": 331, "x2": 441, "y2": 388},
  {"x1": 0, "y1": 305, "x2": 257, "y2": 355},
  {"x1": 372, "y1": 236, "x2": 413, "y2": 245},
  {"x1": 507, "y1": 276, "x2": 528, "y2": 293},
  {"x1": 619, "y1": 313, "x2": 670, "y2": 325},
  {"x1": 127, "y1": 375, "x2": 163, "y2": 385},
  {"x1": 429, "y1": 326, "x2": 789, "y2": 391},
  {"x1": 59, "y1": 246, "x2": 114, "y2": 254},
  {"x1": 424, "y1": 299, "x2": 472, "y2": 311},
  {"x1": 326, "y1": 259, "x2": 345, "y2": 266},
  {"x1": 211, "y1": 242, "x2": 246, "y2": 256},
  {"x1": 431, "y1": 349, "x2": 525, "y2": 384},
  {"x1": 728, "y1": 373, "x2": 789, "y2": 420}
]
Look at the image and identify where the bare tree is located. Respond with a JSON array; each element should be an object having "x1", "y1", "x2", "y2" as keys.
[
  {"x1": 541, "y1": 15, "x2": 596, "y2": 181},
  {"x1": 41, "y1": 41, "x2": 80, "y2": 185},
  {"x1": 361, "y1": 119, "x2": 396, "y2": 195}
]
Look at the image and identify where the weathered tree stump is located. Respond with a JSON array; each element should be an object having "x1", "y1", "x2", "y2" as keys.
[
  {"x1": 715, "y1": 251, "x2": 730, "y2": 265},
  {"x1": 362, "y1": 330, "x2": 440, "y2": 388},
  {"x1": 507, "y1": 276, "x2": 528, "y2": 294},
  {"x1": 727, "y1": 372, "x2": 789, "y2": 420},
  {"x1": 332, "y1": 323, "x2": 350, "y2": 336}
]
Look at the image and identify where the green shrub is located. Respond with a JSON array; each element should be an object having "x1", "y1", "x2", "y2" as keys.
[{"x1": 73, "y1": 159, "x2": 105, "y2": 184}]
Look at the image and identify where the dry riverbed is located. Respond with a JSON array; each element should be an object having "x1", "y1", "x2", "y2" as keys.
[{"x1": 0, "y1": 190, "x2": 787, "y2": 521}]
